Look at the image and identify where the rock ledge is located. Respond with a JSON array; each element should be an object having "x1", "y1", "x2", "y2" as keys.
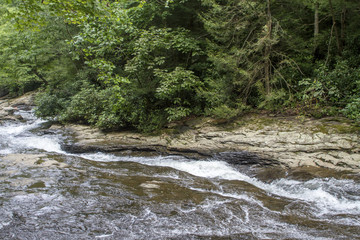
[{"x1": 59, "y1": 116, "x2": 360, "y2": 172}]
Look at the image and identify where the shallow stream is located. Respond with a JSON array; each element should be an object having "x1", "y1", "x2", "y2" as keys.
[{"x1": 0, "y1": 110, "x2": 359, "y2": 239}]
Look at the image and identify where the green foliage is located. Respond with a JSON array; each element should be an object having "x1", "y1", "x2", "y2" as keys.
[
  {"x1": 155, "y1": 67, "x2": 204, "y2": 121},
  {"x1": 35, "y1": 91, "x2": 69, "y2": 118},
  {"x1": 0, "y1": 11, "x2": 40, "y2": 96},
  {"x1": 299, "y1": 61, "x2": 360, "y2": 107},
  {"x1": 60, "y1": 87, "x2": 104, "y2": 124},
  {"x1": 258, "y1": 89, "x2": 289, "y2": 111},
  {"x1": 206, "y1": 103, "x2": 249, "y2": 119},
  {"x1": 2, "y1": 0, "x2": 360, "y2": 132},
  {"x1": 0, "y1": 2, "x2": 80, "y2": 96},
  {"x1": 201, "y1": 0, "x2": 298, "y2": 110},
  {"x1": 299, "y1": 76, "x2": 330, "y2": 106},
  {"x1": 343, "y1": 98, "x2": 360, "y2": 122}
]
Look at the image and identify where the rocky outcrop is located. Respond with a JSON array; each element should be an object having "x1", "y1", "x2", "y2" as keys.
[
  {"x1": 58, "y1": 116, "x2": 360, "y2": 172},
  {"x1": 0, "y1": 92, "x2": 36, "y2": 121},
  {"x1": 1, "y1": 92, "x2": 359, "y2": 172}
]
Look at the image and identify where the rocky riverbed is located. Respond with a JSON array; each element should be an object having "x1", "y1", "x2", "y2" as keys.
[
  {"x1": 1, "y1": 92, "x2": 360, "y2": 172},
  {"x1": 1, "y1": 92, "x2": 360, "y2": 239}
]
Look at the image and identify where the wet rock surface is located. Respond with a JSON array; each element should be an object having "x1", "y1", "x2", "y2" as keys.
[
  {"x1": 0, "y1": 92, "x2": 35, "y2": 122},
  {"x1": 57, "y1": 116, "x2": 360, "y2": 172}
]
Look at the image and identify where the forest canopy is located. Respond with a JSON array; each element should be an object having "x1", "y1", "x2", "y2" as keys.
[{"x1": 1, "y1": 0, "x2": 360, "y2": 131}]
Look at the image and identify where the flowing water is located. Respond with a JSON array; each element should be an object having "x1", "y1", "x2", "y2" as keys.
[{"x1": 0, "y1": 110, "x2": 359, "y2": 239}]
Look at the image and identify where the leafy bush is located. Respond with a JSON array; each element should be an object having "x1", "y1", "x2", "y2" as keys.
[
  {"x1": 35, "y1": 91, "x2": 69, "y2": 119},
  {"x1": 155, "y1": 67, "x2": 204, "y2": 121},
  {"x1": 258, "y1": 89, "x2": 289, "y2": 111},
  {"x1": 206, "y1": 103, "x2": 249, "y2": 119},
  {"x1": 0, "y1": 77, "x2": 42, "y2": 97},
  {"x1": 299, "y1": 61, "x2": 360, "y2": 107},
  {"x1": 60, "y1": 87, "x2": 105, "y2": 124},
  {"x1": 343, "y1": 98, "x2": 360, "y2": 122}
]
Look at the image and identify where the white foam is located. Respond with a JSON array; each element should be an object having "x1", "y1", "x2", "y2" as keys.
[
  {"x1": 12, "y1": 136, "x2": 65, "y2": 154},
  {"x1": 265, "y1": 178, "x2": 360, "y2": 215},
  {"x1": 95, "y1": 233, "x2": 114, "y2": 238},
  {"x1": 189, "y1": 187, "x2": 263, "y2": 206},
  {"x1": 0, "y1": 110, "x2": 64, "y2": 154},
  {"x1": 81, "y1": 153, "x2": 360, "y2": 216},
  {"x1": 81, "y1": 153, "x2": 251, "y2": 180},
  {"x1": 0, "y1": 118, "x2": 45, "y2": 136},
  {"x1": 2, "y1": 111, "x2": 360, "y2": 220},
  {"x1": 12, "y1": 193, "x2": 64, "y2": 203}
]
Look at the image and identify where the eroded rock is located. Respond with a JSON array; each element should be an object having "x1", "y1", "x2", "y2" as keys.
[{"x1": 60, "y1": 116, "x2": 360, "y2": 172}]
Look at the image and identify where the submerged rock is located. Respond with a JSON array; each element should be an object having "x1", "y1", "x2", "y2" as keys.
[{"x1": 2, "y1": 154, "x2": 68, "y2": 169}]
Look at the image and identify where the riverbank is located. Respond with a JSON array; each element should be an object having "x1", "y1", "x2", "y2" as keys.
[
  {"x1": 1, "y1": 92, "x2": 360, "y2": 172},
  {"x1": 60, "y1": 115, "x2": 360, "y2": 172}
]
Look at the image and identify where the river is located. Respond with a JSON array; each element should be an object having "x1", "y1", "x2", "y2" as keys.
[{"x1": 0, "y1": 109, "x2": 359, "y2": 239}]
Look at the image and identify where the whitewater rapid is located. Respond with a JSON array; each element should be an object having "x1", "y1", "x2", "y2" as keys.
[{"x1": 1, "y1": 110, "x2": 359, "y2": 239}]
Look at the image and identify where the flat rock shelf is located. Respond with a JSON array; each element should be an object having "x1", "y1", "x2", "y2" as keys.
[{"x1": 59, "y1": 115, "x2": 360, "y2": 172}]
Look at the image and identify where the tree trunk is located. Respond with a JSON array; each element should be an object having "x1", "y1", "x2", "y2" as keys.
[
  {"x1": 340, "y1": 7, "x2": 346, "y2": 51},
  {"x1": 313, "y1": 2, "x2": 320, "y2": 61},
  {"x1": 32, "y1": 69, "x2": 48, "y2": 85},
  {"x1": 314, "y1": 2, "x2": 319, "y2": 41},
  {"x1": 328, "y1": 0, "x2": 342, "y2": 55},
  {"x1": 264, "y1": 0, "x2": 272, "y2": 95}
]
